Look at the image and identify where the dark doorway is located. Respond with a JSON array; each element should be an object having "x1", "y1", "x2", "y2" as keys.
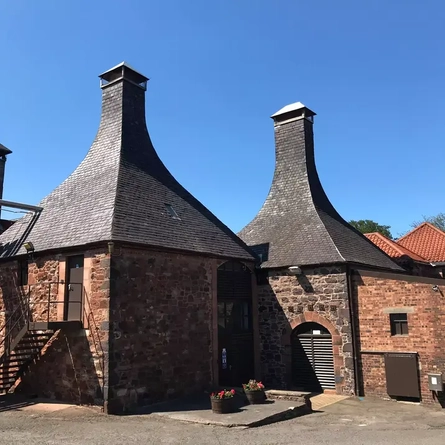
[
  {"x1": 64, "y1": 255, "x2": 84, "y2": 321},
  {"x1": 217, "y1": 261, "x2": 254, "y2": 387},
  {"x1": 291, "y1": 322, "x2": 335, "y2": 392}
]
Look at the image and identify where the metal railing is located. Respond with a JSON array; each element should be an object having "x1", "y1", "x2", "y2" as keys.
[
  {"x1": 82, "y1": 287, "x2": 106, "y2": 398},
  {"x1": 0, "y1": 282, "x2": 106, "y2": 399}
]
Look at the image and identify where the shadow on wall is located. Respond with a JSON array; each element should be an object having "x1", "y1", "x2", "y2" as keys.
[
  {"x1": 0, "y1": 266, "x2": 30, "y2": 356},
  {"x1": 15, "y1": 328, "x2": 103, "y2": 405},
  {"x1": 258, "y1": 268, "x2": 349, "y2": 393},
  {"x1": 257, "y1": 276, "x2": 317, "y2": 390}
]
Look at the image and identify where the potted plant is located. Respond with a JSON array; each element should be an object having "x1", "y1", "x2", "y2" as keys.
[
  {"x1": 243, "y1": 379, "x2": 266, "y2": 404},
  {"x1": 210, "y1": 389, "x2": 236, "y2": 414}
]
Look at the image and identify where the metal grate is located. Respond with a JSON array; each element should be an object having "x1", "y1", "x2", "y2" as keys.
[{"x1": 292, "y1": 329, "x2": 335, "y2": 391}]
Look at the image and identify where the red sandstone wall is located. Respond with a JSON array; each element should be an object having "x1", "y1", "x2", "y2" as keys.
[
  {"x1": 353, "y1": 270, "x2": 445, "y2": 405},
  {"x1": 107, "y1": 247, "x2": 213, "y2": 413},
  {"x1": 258, "y1": 266, "x2": 354, "y2": 395},
  {"x1": 0, "y1": 249, "x2": 110, "y2": 406}
]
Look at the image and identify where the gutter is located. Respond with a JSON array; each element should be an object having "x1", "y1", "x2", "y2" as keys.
[
  {"x1": 0, "y1": 199, "x2": 43, "y2": 213},
  {"x1": 346, "y1": 265, "x2": 360, "y2": 396}
]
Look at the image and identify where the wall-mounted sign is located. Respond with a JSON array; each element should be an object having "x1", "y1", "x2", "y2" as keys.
[{"x1": 222, "y1": 348, "x2": 227, "y2": 370}]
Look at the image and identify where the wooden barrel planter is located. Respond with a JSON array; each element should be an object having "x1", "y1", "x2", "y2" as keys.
[
  {"x1": 244, "y1": 390, "x2": 266, "y2": 405},
  {"x1": 210, "y1": 397, "x2": 234, "y2": 414}
]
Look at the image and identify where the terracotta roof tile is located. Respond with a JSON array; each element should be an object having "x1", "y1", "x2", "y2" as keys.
[
  {"x1": 364, "y1": 233, "x2": 426, "y2": 262},
  {"x1": 397, "y1": 223, "x2": 445, "y2": 262}
]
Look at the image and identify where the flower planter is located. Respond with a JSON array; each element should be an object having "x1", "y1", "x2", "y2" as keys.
[
  {"x1": 244, "y1": 389, "x2": 266, "y2": 405},
  {"x1": 210, "y1": 397, "x2": 234, "y2": 414}
]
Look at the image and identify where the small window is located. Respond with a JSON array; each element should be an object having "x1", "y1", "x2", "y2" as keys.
[
  {"x1": 164, "y1": 204, "x2": 180, "y2": 220},
  {"x1": 390, "y1": 313, "x2": 408, "y2": 336},
  {"x1": 18, "y1": 260, "x2": 28, "y2": 286}
]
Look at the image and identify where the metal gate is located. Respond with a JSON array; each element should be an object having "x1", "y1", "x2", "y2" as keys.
[{"x1": 292, "y1": 322, "x2": 335, "y2": 392}]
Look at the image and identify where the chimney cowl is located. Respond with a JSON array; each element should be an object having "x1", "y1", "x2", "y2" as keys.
[
  {"x1": 271, "y1": 101, "x2": 316, "y2": 125},
  {"x1": 99, "y1": 61, "x2": 149, "y2": 91},
  {"x1": 0, "y1": 143, "x2": 12, "y2": 157}
]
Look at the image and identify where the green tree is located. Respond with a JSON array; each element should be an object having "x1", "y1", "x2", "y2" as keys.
[
  {"x1": 411, "y1": 213, "x2": 445, "y2": 232},
  {"x1": 349, "y1": 219, "x2": 392, "y2": 239}
]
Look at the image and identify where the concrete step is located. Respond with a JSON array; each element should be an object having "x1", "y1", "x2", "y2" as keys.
[{"x1": 265, "y1": 390, "x2": 313, "y2": 408}]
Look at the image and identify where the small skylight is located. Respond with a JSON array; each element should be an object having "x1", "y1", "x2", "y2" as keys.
[{"x1": 165, "y1": 204, "x2": 181, "y2": 220}]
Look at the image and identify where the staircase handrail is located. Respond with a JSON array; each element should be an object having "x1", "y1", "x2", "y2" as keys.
[
  {"x1": 82, "y1": 287, "x2": 106, "y2": 397},
  {"x1": 0, "y1": 289, "x2": 30, "y2": 358}
]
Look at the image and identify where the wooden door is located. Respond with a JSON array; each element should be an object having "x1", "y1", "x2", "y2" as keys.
[{"x1": 64, "y1": 255, "x2": 84, "y2": 321}]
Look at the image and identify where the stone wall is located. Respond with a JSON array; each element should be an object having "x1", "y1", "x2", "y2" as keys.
[
  {"x1": 258, "y1": 266, "x2": 354, "y2": 394},
  {"x1": 0, "y1": 248, "x2": 110, "y2": 406},
  {"x1": 352, "y1": 269, "x2": 445, "y2": 406},
  {"x1": 107, "y1": 247, "x2": 214, "y2": 413}
]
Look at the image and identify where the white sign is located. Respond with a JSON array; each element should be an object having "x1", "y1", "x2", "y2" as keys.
[
  {"x1": 313, "y1": 330, "x2": 321, "y2": 335},
  {"x1": 431, "y1": 377, "x2": 438, "y2": 385},
  {"x1": 222, "y1": 348, "x2": 227, "y2": 370}
]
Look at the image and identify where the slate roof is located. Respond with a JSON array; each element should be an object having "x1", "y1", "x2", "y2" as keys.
[
  {"x1": 397, "y1": 222, "x2": 445, "y2": 262},
  {"x1": 238, "y1": 103, "x2": 402, "y2": 271},
  {"x1": 0, "y1": 63, "x2": 255, "y2": 261},
  {"x1": 364, "y1": 232, "x2": 426, "y2": 261}
]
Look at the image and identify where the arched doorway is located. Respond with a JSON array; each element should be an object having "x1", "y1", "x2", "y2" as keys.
[
  {"x1": 291, "y1": 322, "x2": 335, "y2": 392},
  {"x1": 217, "y1": 261, "x2": 254, "y2": 386}
]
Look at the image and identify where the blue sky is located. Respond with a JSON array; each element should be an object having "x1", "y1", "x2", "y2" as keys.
[{"x1": 0, "y1": 1, "x2": 443, "y2": 238}]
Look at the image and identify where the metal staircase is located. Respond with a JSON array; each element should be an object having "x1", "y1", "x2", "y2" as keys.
[
  {"x1": 0, "y1": 328, "x2": 54, "y2": 393},
  {"x1": 0, "y1": 295, "x2": 82, "y2": 394}
]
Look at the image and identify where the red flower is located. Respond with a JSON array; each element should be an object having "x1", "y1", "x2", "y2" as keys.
[{"x1": 231, "y1": 389, "x2": 235, "y2": 394}]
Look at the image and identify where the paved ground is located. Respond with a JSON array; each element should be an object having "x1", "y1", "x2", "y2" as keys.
[
  {"x1": 140, "y1": 391, "x2": 308, "y2": 427},
  {"x1": 0, "y1": 396, "x2": 444, "y2": 444}
]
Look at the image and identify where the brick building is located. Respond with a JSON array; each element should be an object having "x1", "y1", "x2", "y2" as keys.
[
  {"x1": 238, "y1": 102, "x2": 445, "y2": 406},
  {"x1": 0, "y1": 63, "x2": 258, "y2": 413},
  {"x1": 0, "y1": 64, "x2": 444, "y2": 411}
]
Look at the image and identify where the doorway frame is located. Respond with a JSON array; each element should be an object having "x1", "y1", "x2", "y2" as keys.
[
  {"x1": 211, "y1": 259, "x2": 260, "y2": 387},
  {"x1": 283, "y1": 311, "x2": 344, "y2": 394},
  {"x1": 63, "y1": 254, "x2": 85, "y2": 321}
]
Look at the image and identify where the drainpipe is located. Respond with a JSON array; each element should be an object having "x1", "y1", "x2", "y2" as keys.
[
  {"x1": 346, "y1": 265, "x2": 360, "y2": 396},
  {"x1": 0, "y1": 144, "x2": 13, "y2": 218}
]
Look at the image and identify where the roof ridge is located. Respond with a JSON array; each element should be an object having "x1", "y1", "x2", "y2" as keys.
[
  {"x1": 365, "y1": 232, "x2": 428, "y2": 262},
  {"x1": 423, "y1": 222, "x2": 445, "y2": 237},
  {"x1": 397, "y1": 221, "x2": 445, "y2": 243},
  {"x1": 371, "y1": 232, "x2": 412, "y2": 257}
]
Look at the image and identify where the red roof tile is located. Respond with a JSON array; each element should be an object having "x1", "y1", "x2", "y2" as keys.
[
  {"x1": 364, "y1": 232, "x2": 426, "y2": 262},
  {"x1": 397, "y1": 223, "x2": 445, "y2": 262}
]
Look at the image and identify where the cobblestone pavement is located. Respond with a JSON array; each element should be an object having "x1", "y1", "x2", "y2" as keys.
[{"x1": 0, "y1": 397, "x2": 444, "y2": 444}]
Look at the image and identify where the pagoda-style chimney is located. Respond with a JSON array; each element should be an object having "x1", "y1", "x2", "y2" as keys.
[
  {"x1": 0, "y1": 143, "x2": 12, "y2": 218},
  {"x1": 238, "y1": 102, "x2": 401, "y2": 271}
]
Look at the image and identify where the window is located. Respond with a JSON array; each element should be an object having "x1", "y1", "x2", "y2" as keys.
[
  {"x1": 390, "y1": 313, "x2": 408, "y2": 336},
  {"x1": 164, "y1": 203, "x2": 180, "y2": 220},
  {"x1": 19, "y1": 260, "x2": 28, "y2": 286},
  {"x1": 218, "y1": 300, "x2": 251, "y2": 332}
]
